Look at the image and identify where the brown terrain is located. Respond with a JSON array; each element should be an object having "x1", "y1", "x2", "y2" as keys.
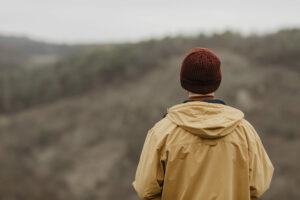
[{"x1": 0, "y1": 30, "x2": 299, "y2": 199}]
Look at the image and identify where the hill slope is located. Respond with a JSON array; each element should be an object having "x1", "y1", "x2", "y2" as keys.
[{"x1": 0, "y1": 48, "x2": 299, "y2": 199}]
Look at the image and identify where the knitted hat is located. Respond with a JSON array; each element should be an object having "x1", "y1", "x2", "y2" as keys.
[{"x1": 180, "y1": 48, "x2": 222, "y2": 94}]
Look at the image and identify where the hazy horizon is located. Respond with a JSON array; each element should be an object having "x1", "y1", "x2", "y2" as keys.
[{"x1": 1, "y1": 0, "x2": 300, "y2": 44}]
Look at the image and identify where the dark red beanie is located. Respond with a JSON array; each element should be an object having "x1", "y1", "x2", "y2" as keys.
[{"x1": 180, "y1": 48, "x2": 222, "y2": 94}]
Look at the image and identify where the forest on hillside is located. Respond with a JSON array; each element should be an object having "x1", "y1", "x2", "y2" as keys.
[
  {"x1": 1, "y1": 29, "x2": 299, "y2": 113},
  {"x1": 0, "y1": 29, "x2": 299, "y2": 200}
]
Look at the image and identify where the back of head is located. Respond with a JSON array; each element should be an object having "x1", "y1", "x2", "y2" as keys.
[{"x1": 180, "y1": 48, "x2": 222, "y2": 94}]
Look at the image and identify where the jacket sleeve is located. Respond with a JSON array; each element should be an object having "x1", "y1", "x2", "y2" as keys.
[
  {"x1": 246, "y1": 122, "x2": 274, "y2": 199},
  {"x1": 132, "y1": 128, "x2": 167, "y2": 200}
]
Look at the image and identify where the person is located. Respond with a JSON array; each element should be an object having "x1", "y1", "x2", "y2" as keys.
[{"x1": 132, "y1": 48, "x2": 274, "y2": 200}]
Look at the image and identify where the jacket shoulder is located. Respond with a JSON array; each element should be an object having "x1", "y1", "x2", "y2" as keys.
[
  {"x1": 151, "y1": 117, "x2": 177, "y2": 136},
  {"x1": 238, "y1": 118, "x2": 261, "y2": 144},
  {"x1": 144, "y1": 117, "x2": 177, "y2": 150}
]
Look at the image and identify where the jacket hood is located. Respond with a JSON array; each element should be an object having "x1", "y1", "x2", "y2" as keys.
[{"x1": 166, "y1": 101, "x2": 244, "y2": 139}]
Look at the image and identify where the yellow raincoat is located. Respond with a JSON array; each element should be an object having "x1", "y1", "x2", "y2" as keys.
[{"x1": 133, "y1": 101, "x2": 274, "y2": 200}]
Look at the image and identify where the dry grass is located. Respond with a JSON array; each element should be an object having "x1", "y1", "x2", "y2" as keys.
[{"x1": 0, "y1": 48, "x2": 299, "y2": 199}]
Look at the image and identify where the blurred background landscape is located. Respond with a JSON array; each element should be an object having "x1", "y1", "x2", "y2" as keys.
[{"x1": 0, "y1": 1, "x2": 300, "y2": 200}]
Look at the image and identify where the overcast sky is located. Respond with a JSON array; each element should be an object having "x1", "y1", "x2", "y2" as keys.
[{"x1": 0, "y1": 0, "x2": 299, "y2": 43}]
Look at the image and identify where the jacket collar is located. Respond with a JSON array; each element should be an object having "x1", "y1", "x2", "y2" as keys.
[
  {"x1": 183, "y1": 95, "x2": 226, "y2": 105},
  {"x1": 163, "y1": 96, "x2": 226, "y2": 118}
]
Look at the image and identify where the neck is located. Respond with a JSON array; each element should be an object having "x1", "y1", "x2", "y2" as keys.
[
  {"x1": 187, "y1": 91, "x2": 215, "y2": 100},
  {"x1": 188, "y1": 91, "x2": 215, "y2": 97}
]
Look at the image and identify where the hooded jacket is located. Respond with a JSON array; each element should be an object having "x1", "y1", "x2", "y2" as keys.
[{"x1": 133, "y1": 101, "x2": 274, "y2": 200}]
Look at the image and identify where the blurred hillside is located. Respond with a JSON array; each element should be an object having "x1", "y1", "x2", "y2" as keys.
[
  {"x1": 0, "y1": 29, "x2": 299, "y2": 200},
  {"x1": 0, "y1": 34, "x2": 111, "y2": 69},
  {"x1": 0, "y1": 35, "x2": 78, "y2": 68}
]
